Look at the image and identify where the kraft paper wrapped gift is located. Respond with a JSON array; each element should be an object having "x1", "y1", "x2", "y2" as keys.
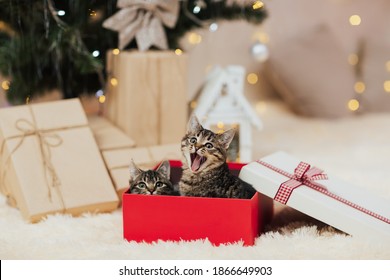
[
  {"x1": 104, "y1": 50, "x2": 188, "y2": 147},
  {"x1": 239, "y1": 151, "x2": 390, "y2": 241},
  {"x1": 102, "y1": 143, "x2": 182, "y2": 197},
  {"x1": 88, "y1": 115, "x2": 136, "y2": 151},
  {"x1": 0, "y1": 99, "x2": 119, "y2": 222},
  {"x1": 123, "y1": 160, "x2": 274, "y2": 246},
  {"x1": 88, "y1": 115, "x2": 136, "y2": 196}
]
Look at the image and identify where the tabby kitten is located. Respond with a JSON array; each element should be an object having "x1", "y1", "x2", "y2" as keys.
[
  {"x1": 126, "y1": 160, "x2": 178, "y2": 196},
  {"x1": 179, "y1": 115, "x2": 256, "y2": 199}
]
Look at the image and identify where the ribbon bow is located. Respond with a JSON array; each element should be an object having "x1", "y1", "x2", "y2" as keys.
[
  {"x1": 274, "y1": 162, "x2": 328, "y2": 204},
  {"x1": 257, "y1": 159, "x2": 390, "y2": 224},
  {"x1": 103, "y1": 0, "x2": 179, "y2": 51},
  {"x1": 0, "y1": 111, "x2": 64, "y2": 208}
]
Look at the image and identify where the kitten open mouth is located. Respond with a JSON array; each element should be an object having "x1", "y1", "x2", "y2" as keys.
[{"x1": 190, "y1": 153, "x2": 206, "y2": 172}]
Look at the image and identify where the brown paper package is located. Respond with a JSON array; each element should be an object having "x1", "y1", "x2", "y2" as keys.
[{"x1": 0, "y1": 99, "x2": 119, "y2": 222}]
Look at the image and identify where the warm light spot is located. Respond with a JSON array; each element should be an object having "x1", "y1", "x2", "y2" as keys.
[
  {"x1": 205, "y1": 65, "x2": 213, "y2": 74},
  {"x1": 386, "y1": 60, "x2": 390, "y2": 72},
  {"x1": 255, "y1": 101, "x2": 267, "y2": 114},
  {"x1": 348, "y1": 53, "x2": 359, "y2": 65},
  {"x1": 217, "y1": 129, "x2": 225, "y2": 134},
  {"x1": 384, "y1": 80, "x2": 390, "y2": 93},
  {"x1": 247, "y1": 73, "x2": 258, "y2": 85},
  {"x1": 252, "y1": 31, "x2": 269, "y2": 44},
  {"x1": 90, "y1": 10, "x2": 97, "y2": 17},
  {"x1": 217, "y1": 121, "x2": 224, "y2": 129},
  {"x1": 188, "y1": 32, "x2": 202, "y2": 45},
  {"x1": 349, "y1": 15, "x2": 361, "y2": 26},
  {"x1": 110, "y1": 78, "x2": 118, "y2": 86},
  {"x1": 354, "y1": 81, "x2": 365, "y2": 94},
  {"x1": 1, "y1": 80, "x2": 10, "y2": 90},
  {"x1": 252, "y1": 1, "x2": 264, "y2": 10},
  {"x1": 112, "y1": 48, "x2": 120, "y2": 55},
  {"x1": 26, "y1": 96, "x2": 30, "y2": 104},
  {"x1": 175, "y1": 49, "x2": 183, "y2": 56},
  {"x1": 190, "y1": 100, "x2": 197, "y2": 109},
  {"x1": 98, "y1": 95, "x2": 106, "y2": 103},
  {"x1": 348, "y1": 99, "x2": 360, "y2": 111}
]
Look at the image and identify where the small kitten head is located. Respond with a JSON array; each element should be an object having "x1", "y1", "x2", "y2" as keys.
[
  {"x1": 128, "y1": 160, "x2": 175, "y2": 195},
  {"x1": 181, "y1": 115, "x2": 235, "y2": 174}
]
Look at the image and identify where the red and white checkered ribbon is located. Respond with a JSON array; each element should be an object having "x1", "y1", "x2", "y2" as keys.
[{"x1": 257, "y1": 160, "x2": 390, "y2": 225}]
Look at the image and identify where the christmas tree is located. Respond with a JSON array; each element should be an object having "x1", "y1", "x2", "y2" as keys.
[{"x1": 0, "y1": 0, "x2": 266, "y2": 104}]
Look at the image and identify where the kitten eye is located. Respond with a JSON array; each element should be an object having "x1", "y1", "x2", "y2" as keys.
[
  {"x1": 138, "y1": 182, "x2": 146, "y2": 189},
  {"x1": 155, "y1": 181, "x2": 163, "y2": 188},
  {"x1": 189, "y1": 137, "x2": 197, "y2": 144},
  {"x1": 205, "y1": 142, "x2": 213, "y2": 149}
]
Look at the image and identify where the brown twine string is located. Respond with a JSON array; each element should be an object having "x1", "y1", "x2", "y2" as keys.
[{"x1": 0, "y1": 105, "x2": 65, "y2": 210}]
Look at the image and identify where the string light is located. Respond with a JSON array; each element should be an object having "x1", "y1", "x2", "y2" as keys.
[
  {"x1": 174, "y1": 48, "x2": 183, "y2": 55},
  {"x1": 1, "y1": 80, "x2": 10, "y2": 90},
  {"x1": 247, "y1": 73, "x2": 258, "y2": 85},
  {"x1": 252, "y1": 31, "x2": 269, "y2": 44},
  {"x1": 386, "y1": 61, "x2": 390, "y2": 72},
  {"x1": 255, "y1": 101, "x2": 267, "y2": 114},
  {"x1": 89, "y1": 10, "x2": 97, "y2": 17},
  {"x1": 354, "y1": 81, "x2": 365, "y2": 94},
  {"x1": 92, "y1": 50, "x2": 100, "y2": 57},
  {"x1": 347, "y1": 99, "x2": 360, "y2": 111},
  {"x1": 209, "y1": 23, "x2": 218, "y2": 32},
  {"x1": 110, "y1": 78, "x2": 118, "y2": 86},
  {"x1": 98, "y1": 95, "x2": 106, "y2": 103},
  {"x1": 193, "y1": 6, "x2": 201, "y2": 14},
  {"x1": 112, "y1": 48, "x2": 120, "y2": 55},
  {"x1": 95, "y1": 89, "x2": 104, "y2": 97},
  {"x1": 252, "y1": 1, "x2": 264, "y2": 10},
  {"x1": 190, "y1": 100, "x2": 197, "y2": 109},
  {"x1": 348, "y1": 53, "x2": 359, "y2": 66},
  {"x1": 384, "y1": 80, "x2": 390, "y2": 93},
  {"x1": 349, "y1": 15, "x2": 361, "y2": 26},
  {"x1": 57, "y1": 10, "x2": 65, "y2": 16},
  {"x1": 188, "y1": 33, "x2": 202, "y2": 44}
]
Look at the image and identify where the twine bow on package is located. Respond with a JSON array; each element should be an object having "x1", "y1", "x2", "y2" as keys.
[{"x1": 0, "y1": 99, "x2": 119, "y2": 222}]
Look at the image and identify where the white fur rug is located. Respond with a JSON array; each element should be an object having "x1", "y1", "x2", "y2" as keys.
[{"x1": 1, "y1": 100, "x2": 390, "y2": 259}]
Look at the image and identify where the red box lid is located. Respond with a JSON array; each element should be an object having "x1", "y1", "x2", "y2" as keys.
[{"x1": 122, "y1": 160, "x2": 273, "y2": 246}]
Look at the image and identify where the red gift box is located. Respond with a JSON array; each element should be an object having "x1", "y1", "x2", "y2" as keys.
[{"x1": 122, "y1": 160, "x2": 273, "y2": 246}]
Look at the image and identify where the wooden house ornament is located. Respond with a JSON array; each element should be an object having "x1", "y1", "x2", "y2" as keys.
[{"x1": 192, "y1": 65, "x2": 262, "y2": 162}]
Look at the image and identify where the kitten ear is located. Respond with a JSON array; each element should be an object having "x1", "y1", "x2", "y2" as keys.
[
  {"x1": 129, "y1": 159, "x2": 143, "y2": 180},
  {"x1": 187, "y1": 114, "x2": 203, "y2": 133},
  {"x1": 218, "y1": 128, "x2": 236, "y2": 149},
  {"x1": 156, "y1": 160, "x2": 170, "y2": 179}
]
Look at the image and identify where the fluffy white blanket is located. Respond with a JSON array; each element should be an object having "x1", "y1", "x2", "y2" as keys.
[{"x1": 1, "y1": 101, "x2": 389, "y2": 259}]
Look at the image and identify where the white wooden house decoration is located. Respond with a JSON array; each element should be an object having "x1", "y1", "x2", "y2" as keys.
[{"x1": 192, "y1": 65, "x2": 263, "y2": 162}]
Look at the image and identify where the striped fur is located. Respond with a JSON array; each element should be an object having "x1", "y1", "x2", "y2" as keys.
[
  {"x1": 127, "y1": 160, "x2": 178, "y2": 196},
  {"x1": 179, "y1": 116, "x2": 256, "y2": 199}
]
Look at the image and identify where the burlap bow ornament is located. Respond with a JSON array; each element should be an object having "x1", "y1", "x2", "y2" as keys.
[{"x1": 103, "y1": 0, "x2": 179, "y2": 51}]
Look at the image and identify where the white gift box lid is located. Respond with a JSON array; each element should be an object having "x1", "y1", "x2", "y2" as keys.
[{"x1": 239, "y1": 151, "x2": 390, "y2": 241}]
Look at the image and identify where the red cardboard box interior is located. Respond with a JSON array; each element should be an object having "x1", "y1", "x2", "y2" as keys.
[{"x1": 122, "y1": 160, "x2": 273, "y2": 246}]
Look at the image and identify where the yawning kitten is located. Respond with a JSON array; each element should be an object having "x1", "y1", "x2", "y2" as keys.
[
  {"x1": 127, "y1": 160, "x2": 178, "y2": 196},
  {"x1": 178, "y1": 115, "x2": 256, "y2": 199}
]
